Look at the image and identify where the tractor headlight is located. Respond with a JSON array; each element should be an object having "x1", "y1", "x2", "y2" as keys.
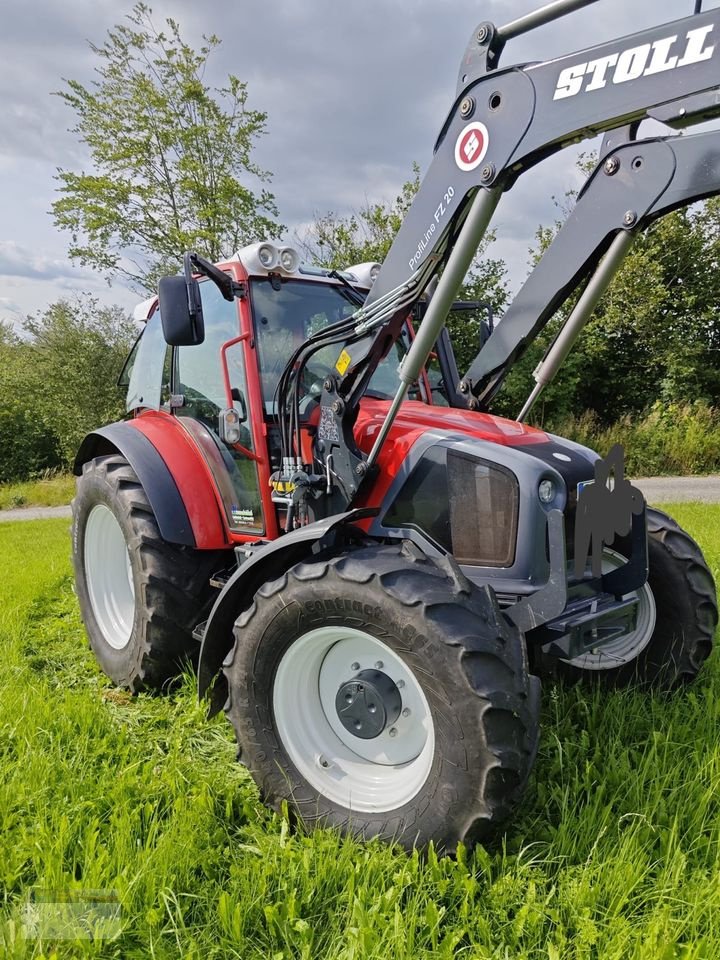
[
  {"x1": 344, "y1": 261, "x2": 383, "y2": 288},
  {"x1": 257, "y1": 244, "x2": 278, "y2": 269},
  {"x1": 538, "y1": 478, "x2": 556, "y2": 504},
  {"x1": 235, "y1": 241, "x2": 280, "y2": 273},
  {"x1": 235, "y1": 241, "x2": 301, "y2": 275},
  {"x1": 279, "y1": 246, "x2": 300, "y2": 273}
]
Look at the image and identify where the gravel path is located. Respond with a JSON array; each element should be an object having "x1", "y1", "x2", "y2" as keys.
[
  {"x1": 633, "y1": 475, "x2": 720, "y2": 504},
  {"x1": 0, "y1": 505, "x2": 72, "y2": 523}
]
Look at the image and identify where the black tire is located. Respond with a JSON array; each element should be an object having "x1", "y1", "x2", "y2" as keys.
[
  {"x1": 535, "y1": 507, "x2": 717, "y2": 687},
  {"x1": 72, "y1": 454, "x2": 228, "y2": 691},
  {"x1": 222, "y1": 542, "x2": 541, "y2": 854}
]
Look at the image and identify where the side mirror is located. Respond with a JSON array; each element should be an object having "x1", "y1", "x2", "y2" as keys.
[{"x1": 158, "y1": 254, "x2": 205, "y2": 346}]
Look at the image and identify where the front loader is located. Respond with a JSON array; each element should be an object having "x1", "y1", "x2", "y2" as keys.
[{"x1": 72, "y1": 0, "x2": 719, "y2": 853}]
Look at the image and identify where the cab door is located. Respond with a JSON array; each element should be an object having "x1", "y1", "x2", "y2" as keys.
[{"x1": 171, "y1": 276, "x2": 274, "y2": 539}]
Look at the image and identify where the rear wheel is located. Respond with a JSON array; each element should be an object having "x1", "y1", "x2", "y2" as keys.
[
  {"x1": 72, "y1": 454, "x2": 228, "y2": 691},
  {"x1": 223, "y1": 542, "x2": 541, "y2": 853},
  {"x1": 537, "y1": 508, "x2": 717, "y2": 687}
]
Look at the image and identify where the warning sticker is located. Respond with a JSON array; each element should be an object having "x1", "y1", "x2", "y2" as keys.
[
  {"x1": 335, "y1": 349, "x2": 351, "y2": 375},
  {"x1": 454, "y1": 122, "x2": 490, "y2": 172},
  {"x1": 231, "y1": 506, "x2": 255, "y2": 526}
]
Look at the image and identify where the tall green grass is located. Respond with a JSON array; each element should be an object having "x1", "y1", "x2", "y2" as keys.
[
  {"x1": 553, "y1": 402, "x2": 720, "y2": 477},
  {"x1": 0, "y1": 507, "x2": 718, "y2": 959},
  {"x1": 0, "y1": 474, "x2": 75, "y2": 511}
]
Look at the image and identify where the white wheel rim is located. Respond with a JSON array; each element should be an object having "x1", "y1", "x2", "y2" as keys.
[
  {"x1": 562, "y1": 548, "x2": 656, "y2": 670},
  {"x1": 84, "y1": 504, "x2": 135, "y2": 650},
  {"x1": 273, "y1": 627, "x2": 435, "y2": 812}
]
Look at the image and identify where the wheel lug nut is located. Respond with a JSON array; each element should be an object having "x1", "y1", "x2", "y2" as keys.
[
  {"x1": 388, "y1": 727, "x2": 398, "y2": 738},
  {"x1": 318, "y1": 755, "x2": 329, "y2": 768},
  {"x1": 351, "y1": 662, "x2": 360, "y2": 671},
  {"x1": 368, "y1": 704, "x2": 376, "y2": 713},
  {"x1": 402, "y1": 708, "x2": 411, "y2": 717},
  {"x1": 374, "y1": 660, "x2": 384, "y2": 669},
  {"x1": 396, "y1": 679, "x2": 405, "y2": 688}
]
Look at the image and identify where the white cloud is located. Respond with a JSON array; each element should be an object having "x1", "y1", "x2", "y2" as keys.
[
  {"x1": 0, "y1": 240, "x2": 99, "y2": 284},
  {"x1": 0, "y1": 297, "x2": 21, "y2": 314}
]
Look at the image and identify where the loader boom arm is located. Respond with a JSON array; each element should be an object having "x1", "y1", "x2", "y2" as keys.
[
  {"x1": 460, "y1": 126, "x2": 720, "y2": 411},
  {"x1": 282, "y1": 0, "x2": 720, "y2": 510}
]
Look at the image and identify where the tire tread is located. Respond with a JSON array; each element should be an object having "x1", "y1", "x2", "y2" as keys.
[{"x1": 73, "y1": 454, "x2": 228, "y2": 691}]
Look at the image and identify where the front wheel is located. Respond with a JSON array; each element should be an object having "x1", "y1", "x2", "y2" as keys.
[
  {"x1": 537, "y1": 507, "x2": 717, "y2": 687},
  {"x1": 72, "y1": 454, "x2": 228, "y2": 691},
  {"x1": 223, "y1": 543, "x2": 541, "y2": 853}
]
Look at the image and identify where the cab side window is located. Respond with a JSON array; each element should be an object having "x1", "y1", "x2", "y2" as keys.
[
  {"x1": 175, "y1": 280, "x2": 239, "y2": 425},
  {"x1": 124, "y1": 312, "x2": 169, "y2": 412}
]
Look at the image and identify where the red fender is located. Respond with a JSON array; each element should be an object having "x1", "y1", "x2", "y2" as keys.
[{"x1": 131, "y1": 411, "x2": 230, "y2": 550}]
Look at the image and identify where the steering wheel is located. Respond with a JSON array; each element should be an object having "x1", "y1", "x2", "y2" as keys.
[
  {"x1": 287, "y1": 357, "x2": 336, "y2": 416},
  {"x1": 301, "y1": 356, "x2": 337, "y2": 396}
]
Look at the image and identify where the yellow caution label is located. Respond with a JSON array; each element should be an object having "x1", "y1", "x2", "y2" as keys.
[
  {"x1": 272, "y1": 480, "x2": 294, "y2": 495},
  {"x1": 335, "y1": 349, "x2": 351, "y2": 375}
]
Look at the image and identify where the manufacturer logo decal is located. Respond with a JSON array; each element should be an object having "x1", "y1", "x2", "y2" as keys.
[
  {"x1": 454, "y1": 122, "x2": 490, "y2": 172},
  {"x1": 554, "y1": 24, "x2": 715, "y2": 100}
]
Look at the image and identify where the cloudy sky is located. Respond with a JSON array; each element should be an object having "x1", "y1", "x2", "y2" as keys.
[{"x1": 1, "y1": 0, "x2": 717, "y2": 326}]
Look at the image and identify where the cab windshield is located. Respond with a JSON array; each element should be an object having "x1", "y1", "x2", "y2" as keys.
[{"x1": 249, "y1": 278, "x2": 412, "y2": 412}]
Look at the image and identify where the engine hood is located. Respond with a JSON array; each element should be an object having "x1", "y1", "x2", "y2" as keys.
[
  {"x1": 352, "y1": 398, "x2": 600, "y2": 506},
  {"x1": 354, "y1": 398, "x2": 550, "y2": 450}
]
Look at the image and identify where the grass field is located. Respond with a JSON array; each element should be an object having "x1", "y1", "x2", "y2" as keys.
[{"x1": 0, "y1": 506, "x2": 718, "y2": 959}]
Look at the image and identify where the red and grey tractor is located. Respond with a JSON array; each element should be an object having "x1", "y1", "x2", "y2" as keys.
[{"x1": 72, "y1": 0, "x2": 719, "y2": 852}]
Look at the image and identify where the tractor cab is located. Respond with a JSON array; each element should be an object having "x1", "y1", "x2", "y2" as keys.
[{"x1": 118, "y1": 242, "x2": 428, "y2": 541}]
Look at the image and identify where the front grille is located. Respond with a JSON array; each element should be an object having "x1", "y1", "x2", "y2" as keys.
[
  {"x1": 381, "y1": 446, "x2": 519, "y2": 568},
  {"x1": 447, "y1": 451, "x2": 519, "y2": 567}
]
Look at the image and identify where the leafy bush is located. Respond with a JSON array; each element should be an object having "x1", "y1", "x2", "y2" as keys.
[
  {"x1": 0, "y1": 407, "x2": 62, "y2": 484},
  {"x1": 551, "y1": 401, "x2": 720, "y2": 476},
  {"x1": 0, "y1": 297, "x2": 135, "y2": 482}
]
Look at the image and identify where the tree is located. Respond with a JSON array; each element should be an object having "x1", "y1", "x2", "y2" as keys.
[
  {"x1": 0, "y1": 329, "x2": 62, "y2": 482},
  {"x1": 23, "y1": 298, "x2": 137, "y2": 461},
  {"x1": 53, "y1": 3, "x2": 281, "y2": 292},
  {"x1": 0, "y1": 297, "x2": 137, "y2": 479},
  {"x1": 297, "y1": 165, "x2": 423, "y2": 268},
  {"x1": 298, "y1": 166, "x2": 510, "y2": 373},
  {"x1": 0, "y1": 319, "x2": 18, "y2": 346}
]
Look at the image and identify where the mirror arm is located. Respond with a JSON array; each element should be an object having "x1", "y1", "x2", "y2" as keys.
[
  {"x1": 182, "y1": 253, "x2": 205, "y2": 345},
  {"x1": 186, "y1": 251, "x2": 246, "y2": 302}
]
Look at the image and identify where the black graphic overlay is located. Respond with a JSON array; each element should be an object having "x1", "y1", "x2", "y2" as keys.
[{"x1": 574, "y1": 444, "x2": 645, "y2": 579}]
